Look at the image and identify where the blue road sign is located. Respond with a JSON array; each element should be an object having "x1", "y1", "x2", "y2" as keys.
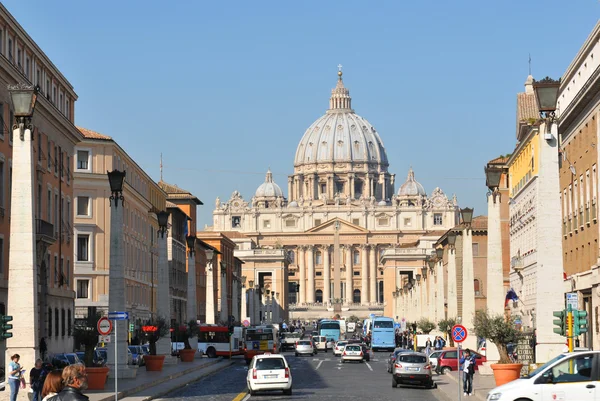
[
  {"x1": 451, "y1": 324, "x2": 467, "y2": 343},
  {"x1": 108, "y1": 311, "x2": 129, "y2": 320}
]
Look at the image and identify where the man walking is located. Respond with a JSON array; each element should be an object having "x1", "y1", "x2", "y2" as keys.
[
  {"x1": 460, "y1": 349, "x2": 476, "y2": 396},
  {"x1": 48, "y1": 364, "x2": 88, "y2": 401}
]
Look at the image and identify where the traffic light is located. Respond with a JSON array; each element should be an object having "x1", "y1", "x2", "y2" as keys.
[
  {"x1": 0, "y1": 315, "x2": 13, "y2": 340},
  {"x1": 228, "y1": 325, "x2": 234, "y2": 337},
  {"x1": 573, "y1": 310, "x2": 589, "y2": 336},
  {"x1": 553, "y1": 310, "x2": 566, "y2": 336}
]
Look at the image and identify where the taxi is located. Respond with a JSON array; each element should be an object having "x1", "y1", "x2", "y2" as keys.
[{"x1": 247, "y1": 353, "x2": 293, "y2": 396}]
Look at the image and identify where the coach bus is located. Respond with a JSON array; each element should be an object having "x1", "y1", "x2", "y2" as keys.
[
  {"x1": 244, "y1": 326, "x2": 278, "y2": 364},
  {"x1": 197, "y1": 325, "x2": 244, "y2": 358},
  {"x1": 371, "y1": 316, "x2": 395, "y2": 352},
  {"x1": 318, "y1": 320, "x2": 342, "y2": 342}
]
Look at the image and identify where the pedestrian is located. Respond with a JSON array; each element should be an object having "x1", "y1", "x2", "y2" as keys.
[
  {"x1": 460, "y1": 349, "x2": 476, "y2": 396},
  {"x1": 30, "y1": 359, "x2": 47, "y2": 401},
  {"x1": 8, "y1": 354, "x2": 24, "y2": 401},
  {"x1": 41, "y1": 370, "x2": 64, "y2": 401},
  {"x1": 48, "y1": 364, "x2": 89, "y2": 401},
  {"x1": 425, "y1": 337, "x2": 432, "y2": 355}
]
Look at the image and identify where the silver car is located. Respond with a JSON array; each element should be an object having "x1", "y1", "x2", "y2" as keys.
[
  {"x1": 341, "y1": 344, "x2": 364, "y2": 363},
  {"x1": 392, "y1": 352, "x2": 436, "y2": 389},
  {"x1": 295, "y1": 340, "x2": 316, "y2": 356}
]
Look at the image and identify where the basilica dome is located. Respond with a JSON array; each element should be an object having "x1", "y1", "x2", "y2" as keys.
[
  {"x1": 294, "y1": 71, "x2": 389, "y2": 168},
  {"x1": 255, "y1": 169, "x2": 284, "y2": 198},
  {"x1": 398, "y1": 168, "x2": 426, "y2": 196}
]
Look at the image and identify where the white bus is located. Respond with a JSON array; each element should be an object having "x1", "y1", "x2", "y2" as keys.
[{"x1": 197, "y1": 325, "x2": 244, "y2": 358}]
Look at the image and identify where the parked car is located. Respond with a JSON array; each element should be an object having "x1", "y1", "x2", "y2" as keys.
[
  {"x1": 387, "y1": 348, "x2": 412, "y2": 373},
  {"x1": 49, "y1": 353, "x2": 81, "y2": 369},
  {"x1": 128, "y1": 345, "x2": 146, "y2": 366},
  {"x1": 435, "y1": 348, "x2": 486, "y2": 374},
  {"x1": 96, "y1": 347, "x2": 133, "y2": 365},
  {"x1": 75, "y1": 350, "x2": 105, "y2": 367},
  {"x1": 428, "y1": 350, "x2": 443, "y2": 371},
  {"x1": 391, "y1": 352, "x2": 435, "y2": 389}
]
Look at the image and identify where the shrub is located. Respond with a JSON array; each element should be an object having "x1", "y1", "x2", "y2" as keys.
[{"x1": 417, "y1": 318, "x2": 436, "y2": 334}]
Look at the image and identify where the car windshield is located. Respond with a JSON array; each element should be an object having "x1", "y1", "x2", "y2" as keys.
[
  {"x1": 346, "y1": 345, "x2": 361, "y2": 351},
  {"x1": 255, "y1": 358, "x2": 286, "y2": 370},
  {"x1": 522, "y1": 354, "x2": 567, "y2": 379},
  {"x1": 399, "y1": 354, "x2": 427, "y2": 363},
  {"x1": 373, "y1": 321, "x2": 394, "y2": 329},
  {"x1": 337, "y1": 342, "x2": 347, "y2": 346},
  {"x1": 298, "y1": 341, "x2": 311, "y2": 345},
  {"x1": 66, "y1": 354, "x2": 79, "y2": 364},
  {"x1": 321, "y1": 323, "x2": 340, "y2": 330},
  {"x1": 394, "y1": 349, "x2": 408, "y2": 357}
]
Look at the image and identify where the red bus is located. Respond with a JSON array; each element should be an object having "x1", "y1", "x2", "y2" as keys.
[{"x1": 197, "y1": 325, "x2": 244, "y2": 358}]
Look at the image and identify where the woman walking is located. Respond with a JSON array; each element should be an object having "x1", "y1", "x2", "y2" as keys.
[
  {"x1": 41, "y1": 370, "x2": 64, "y2": 401},
  {"x1": 7, "y1": 354, "x2": 23, "y2": 401}
]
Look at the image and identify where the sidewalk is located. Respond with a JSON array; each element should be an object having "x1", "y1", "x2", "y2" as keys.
[
  {"x1": 87, "y1": 357, "x2": 236, "y2": 401},
  {"x1": 434, "y1": 370, "x2": 497, "y2": 401}
]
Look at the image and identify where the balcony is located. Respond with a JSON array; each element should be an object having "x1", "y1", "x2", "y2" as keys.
[{"x1": 36, "y1": 219, "x2": 56, "y2": 246}]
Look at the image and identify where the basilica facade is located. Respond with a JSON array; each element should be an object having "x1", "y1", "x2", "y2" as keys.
[{"x1": 210, "y1": 70, "x2": 459, "y2": 320}]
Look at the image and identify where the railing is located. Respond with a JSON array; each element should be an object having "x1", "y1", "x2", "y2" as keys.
[{"x1": 36, "y1": 219, "x2": 55, "y2": 241}]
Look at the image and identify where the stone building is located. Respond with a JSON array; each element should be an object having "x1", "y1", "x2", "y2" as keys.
[{"x1": 210, "y1": 70, "x2": 459, "y2": 320}]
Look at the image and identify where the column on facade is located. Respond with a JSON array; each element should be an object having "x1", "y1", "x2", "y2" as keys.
[
  {"x1": 241, "y1": 285, "x2": 247, "y2": 321},
  {"x1": 486, "y1": 193, "x2": 503, "y2": 362},
  {"x1": 273, "y1": 293, "x2": 280, "y2": 323},
  {"x1": 298, "y1": 246, "x2": 306, "y2": 304},
  {"x1": 307, "y1": 246, "x2": 316, "y2": 303},
  {"x1": 461, "y1": 227, "x2": 477, "y2": 350},
  {"x1": 231, "y1": 279, "x2": 239, "y2": 323},
  {"x1": 436, "y1": 258, "x2": 445, "y2": 322},
  {"x1": 156, "y1": 229, "x2": 175, "y2": 363},
  {"x1": 253, "y1": 288, "x2": 260, "y2": 323},
  {"x1": 428, "y1": 272, "x2": 435, "y2": 322},
  {"x1": 323, "y1": 245, "x2": 331, "y2": 306},
  {"x1": 345, "y1": 245, "x2": 353, "y2": 304},
  {"x1": 349, "y1": 173, "x2": 355, "y2": 199},
  {"x1": 361, "y1": 245, "x2": 369, "y2": 305},
  {"x1": 205, "y1": 255, "x2": 216, "y2": 324},
  {"x1": 186, "y1": 250, "x2": 198, "y2": 351},
  {"x1": 447, "y1": 247, "x2": 458, "y2": 319},
  {"x1": 417, "y1": 279, "x2": 424, "y2": 319},
  {"x1": 220, "y1": 269, "x2": 229, "y2": 323},
  {"x1": 288, "y1": 177, "x2": 293, "y2": 202},
  {"x1": 369, "y1": 245, "x2": 377, "y2": 303}
]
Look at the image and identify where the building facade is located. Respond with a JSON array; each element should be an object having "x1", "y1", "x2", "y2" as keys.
[
  {"x1": 210, "y1": 71, "x2": 459, "y2": 320},
  {"x1": 73, "y1": 127, "x2": 167, "y2": 337},
  {"x1": 0, "y1": 3, "x2": 83, "y2": 362},
  {"x1": 557, "y1": 20, "x2": 600, "y2": 350}
]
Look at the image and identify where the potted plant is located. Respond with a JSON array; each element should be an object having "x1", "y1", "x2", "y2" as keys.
[
  {"x1": 142, "y1": 316, "x2": 170, "y2": 371},
  {"x1": 473, "y1": 310, "x2": 522, "y2": 386},
  {"x1": 178, "y1": 320, "x2": 199, "y2": 362},
  {"x1": 72, "y1": 314, "x2": 109, "y2": 390},
  {"x1": 417, "y1": 318, "x2": 436, "y2": 334},
  {"x1": 437, "y1": 318, "x2": 456, "y2": 347}
]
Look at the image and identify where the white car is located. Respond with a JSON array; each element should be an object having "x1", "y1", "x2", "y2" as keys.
[
  {"x1": 486, "y1": 351, "x2": 599, "y2": 401},
  {"x1": 341, "y1": 344, "x2": 364, "y2": 363},
  {"x1": 247, "y1": 353, "x2": 292, "y2": 396},
  {"x1": 333, "y1": 341, "x2": 348, "y2": 356},
  {"x1": 428, "y1": 350, "x2": 443, "y2": 370},
  {"x1": 295, "y1": 340, "x2": 316, "y2": 356}
]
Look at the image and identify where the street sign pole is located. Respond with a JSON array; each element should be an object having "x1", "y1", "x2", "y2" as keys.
[
  {"x1": 451, "y1": 324, "x2": 467, "y2": 401},
  {"x1": 114, "y1": 319, "x2": 118, "y2": 401},
  {"x1": 457, "y1": 341, "x2": 461, "y2": 401},
  {"x1": 567, "y1": 304, "x2": 574, "y2": 353}
]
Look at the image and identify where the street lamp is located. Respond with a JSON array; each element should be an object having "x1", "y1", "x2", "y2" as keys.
[
  {"x1": 249, "y1": 280, "x2": 254, "y2": 288},
  {"x1": 186, "y1": 235, "x2": 196, "y2": 256},
  {"x1": 421, "y1": 267, "x2": 427, "y2": 279},
  {"x1": 427, "y1": 258, "x2": 436, "y2": 270},
  {"x1": 485, "y1": 165, "x2": 503, "y2": 203},
  {"x1": 8, "y1": 83, "x2": 38, "y2": 140},
  {"x1": 416, "y1": 274, "x2": 421, "y2": 283},
  {"x1": 460, "y1": 207, "x2": 474, "y2": 226},
  {"x1": 447, "y1": 230, "x2": 457, "y2": 247},
  {"x1": 107, "y1": 169, "x2": 126, "y2": 208},
  {"x1": 435, "y1": 247, "x2": 444, "y2": 259},
  {"x1": 533, "y1": 77, "x2": 561, "y2": 119},
  {"x1": 157, "y1": 211, "x2": 169, "y2": 238}
]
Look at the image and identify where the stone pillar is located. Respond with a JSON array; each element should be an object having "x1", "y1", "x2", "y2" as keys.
[
  {"x1": 273, "y1": 293, "x2": 280, "y2": 324},
  {"x1": 447, "y1": 248, "x2": 458, "y2": 319},
  {"x1": 255, "y1": 289, "x2": 261, "y2": 323},
  {"x1": 247, "y1": 288, "x2": 253, "y2": 323},
  {"x1": 345, "y1": 246, "x2": 353, "y2": 303},
  {"x1": 298, "y1": 247, "x2": 306, "y2": 304},
  {"x1": 220, "y1": 269, "x2": 228, "y2": 323},
  {"x1": 6, "y1": 123, "x2": 39, "y2": 388},
  {"x1": 156, "y1": 231, "x2": 176, "y2": 364},
  {"x1": 231, "y1": 280, "x2": 239, "y2": 322},
  {"x1": 536, "y1": 121, "x2": 567, "y2": 363},
  {"x1": 461, "y1": 227, "x2": 477, "y2": 350},
  {"x1": 323, "y1": 246, "x2": 331, "y2": 305},
  {"x1": 241, "y1": 285, "x2": 247, "y2": 321},
  {"x1": 436, "y1": 259, "x2": 445, "y2": 322},
  {"x1": 486, "y1": 193, "x2": 504, "y2": 363},
  {"x1": 205, "y1": 255, "x2": 215, "y2": 324},
  {"x1": 307, "y1": 246, "x2": 315, "y2": 303},
  {"x1": 361, "y1": 245, "x2": 369, "y2": 305},
  {"x1": 349, "y1": 174, "x2": 355, "y2": 199},
  {"x1": 186, "y1": 251, "x2": 198, "y2": 350},
  {"x1": 417, "y1": 279, "x2": 423, "y2": 318},
  {"x1": 428, "y1": 273, "x2": 435, "y2": 322},
  {"x1": 369, "y1": 245, "x2": 377, "y2": 303}
]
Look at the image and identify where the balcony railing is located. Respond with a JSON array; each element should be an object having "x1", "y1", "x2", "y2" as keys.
[{"x1": 36, "y1": 219, "x2": 56, "y2": 244}]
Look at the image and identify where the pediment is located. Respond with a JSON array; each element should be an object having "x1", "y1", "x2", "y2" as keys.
[{"x1": 306, "y1": 218, "x2": 369, "y2": 234}]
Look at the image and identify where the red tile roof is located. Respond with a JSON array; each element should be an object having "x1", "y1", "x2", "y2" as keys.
[
  {"x1": 77, "y1": 126, "x2": 112, "y2": 140},
  {"x1": 488, "y1": 156, "x2": 509, "y2": 165}
]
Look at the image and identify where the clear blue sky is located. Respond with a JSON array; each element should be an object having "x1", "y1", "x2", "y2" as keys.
[{"x1": 3, "y1": 1, "x2": 599, "y2": 227}]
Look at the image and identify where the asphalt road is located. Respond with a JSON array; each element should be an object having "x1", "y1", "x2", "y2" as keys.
[{"x1": 157, "y1": 350, "x2": 446, "y2": 401}]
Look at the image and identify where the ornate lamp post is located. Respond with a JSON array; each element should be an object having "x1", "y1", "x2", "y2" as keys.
[
  {"x1": 107, "y1": 169, "x2": 126, "y2": 207},
  {"x1": 459, "y1": 207, "x2": 477, "y2": 349},
  {"x1": 185, "y1": 235, "x2": 198, "y2": 351},
  {"x1": 6, "y1": 84, "x2": 39, "y2": 377},
  {"x1": 434, "y1": 246, "x2": 445, "y2": 322},
  {"x1": 156, "y1": 210, "x2": 174, "y2": 362},
  {"x1": 446, "y1": 230, "x2": 458, "y2": 319}
]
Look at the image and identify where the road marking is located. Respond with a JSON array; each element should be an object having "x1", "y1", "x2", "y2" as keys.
[
  {"x1": 232, "y1": 390, "x2": 248, "y2": 401},
  {"x1": 316, "y1": 360, "x2": 324, "y2": 370},
  {"x1": 365, "y1": 362, "x2": 373, "y2": 371}
]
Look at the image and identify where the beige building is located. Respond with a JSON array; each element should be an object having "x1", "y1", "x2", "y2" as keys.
[
  {"x1": 73, "y1": 127, "x2": 167, "y2": 334},
  {"x1": 210, "y1": 70, "x2": 459, "y2": 320}
]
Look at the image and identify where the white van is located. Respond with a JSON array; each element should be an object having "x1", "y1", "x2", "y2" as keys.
[
  {"x1": 486, "y1": 351, "x2": 600, "y2": 401},
  {"x1": 313, "y1": 336, "x2": 329, "y2": 352}
]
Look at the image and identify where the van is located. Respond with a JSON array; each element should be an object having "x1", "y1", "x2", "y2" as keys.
[{"x1": 313, "y1": 336, "x2": 329, "y2": 352}]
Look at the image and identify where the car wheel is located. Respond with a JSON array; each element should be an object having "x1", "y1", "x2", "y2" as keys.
[
  {"x1": 206, "y1": 347, "x2": 217, "y2": 359},
  {"x1": 283, "y1": 388, "x2": 292, "y2": 396},
  {"x1": 392, "y1": 378, "x2": 398, "y2": 388},
  {"x1": 441, "y1": 366, "x2": 451, "y2": 375},
  {"x1": 249, "y1": 389, "x2": 255, "y2": 396}
]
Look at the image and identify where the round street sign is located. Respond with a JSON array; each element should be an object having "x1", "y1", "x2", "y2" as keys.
[
  {"x1": 242, "y1": 319, "x2": 250, "y2": 328},
  {"x1": 98, "y1": 317, "x2": 113, "y2": 336},
  {"x1": 451, "y1": 324, "x2": 467, "y2": 343}
]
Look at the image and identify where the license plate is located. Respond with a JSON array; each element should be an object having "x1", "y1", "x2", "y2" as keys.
[
  {"x1": 407, "y1": 367, "x2": 419, "y2": 371},
  {"x1": 264, "y1": 374, "x2": 278, "y2": 378}
]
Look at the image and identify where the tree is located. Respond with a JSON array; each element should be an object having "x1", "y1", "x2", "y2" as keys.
[
  {"x1": 438, "y1": 318, "x2": 456, "y2": 347},
  {"x1": 417, "y1": 318, "x2": 436, "y2": 334},
  {"x1": 347, "y1": 315, "x2": 360, "y2": 323},
  {"x1": 180, "y1": 320, "x2": 199, "y2": 350},
  {"x1": 72, "y1": 313, "x2": 101, "y2": 367},
  {"x1": 142, "y1": 316, "x2": 170, "y2": 355},
  {"x1": 473, "y1": 310, "x2": 520, "y2": 364}
]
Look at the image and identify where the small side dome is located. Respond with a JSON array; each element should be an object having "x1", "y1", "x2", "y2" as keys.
[
  {"x1": 398, "y1": 167, "x2": 426, "y2": 196},
  {"x1": 255, "y1": 169, "x2": 284, "y2": 198},
  {"x1": 288, "y1": 201, "x2": 299, "y2": 208},
  {"x1": 377, "y1": 200, "x2": 388, "y2": 206}
]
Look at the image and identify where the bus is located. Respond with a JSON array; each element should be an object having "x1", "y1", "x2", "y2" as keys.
[
  {"x1": 244, "y1": 326, "x2": 278, "y2": 364},
  {"x1": 197, "y1": 325, "x2": 244, "y2": 358},
  {"x1": 371, "y1": 316, "x2": 395, "y2": 352},
  {"x1": 363, "y1": 318, "x2": 372, "y2": 338},
  {"x1": 318, "y1": 320, "x2": 342, "y2": 342}
]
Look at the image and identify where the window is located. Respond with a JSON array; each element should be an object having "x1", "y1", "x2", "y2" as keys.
[
  {"x1": 354, "y1": 271, "x2": 360, "y2": 276},
  {"x1": 314, "y1": 219, "x2": 321, "y2": 226},
  {"x1": 77, "y1": 196, "x2": 90, "y2": 216},
  {"x1": 404, "y1": 218, "x2": 412, "y2": 227},
  {"x1": 474, "y1": 279, "x2": 481, "y2": 296},
  {"x1": 48, "y1": 308, "x2": 52, "y2": 337},
  {"x1": 315, "y1": 271, "x2": 322, "y2": 276},
  {"x1": 263, "y1": 220, "x2": 271, "y2": 229},
  {"x1": 61, "y1": 309, "x2": 65, "y2": 336},
  {"x1": 285, "y1": 219, "x2": 296, "y2": 228},
  {"x1": 320, "y1": 183, "x2": 327, "y2": 194},
  {"x1": 77, "y1": 234, "x2": 90, "y2": 261},
  {"x1": 378, "y1": 217, "x2": 389, "y2": 226},
  {"x1": 0, "y1": 103, "x2": 4, "y2": 138},
  {"x1": 315, "y1": 289, "x2": 323, "y2": 303},
  {"x1": 434, "y1": 213, "x2": 443, "y2": 225},
  {"x1": 352, "y1": 218, "x2": 360, "y2": 226},
  {"x1": 47, "y1": 138, "x2": 52, "y2": 170},
  {"x1": 335, "y1": 181, "x2": 344, "y2": 194},
  {"x1": 0, "y1": 161, "x2": 4, "y2": 208},
  {"x1": 54, "y1": 146, "x2": 58, "y2": 174},
  {"x1": 77, "y1": 279, "x2": 89, "y2": 299},
  {"x1": 47, "y1": 189, "x2": 52, "y2": 223},
  {"x1": 7, "y1": 38, "x2": 12, "y2": 61},
  {"x1": 52, "y1": 86, "x2": 56, "y2": 104},
  {"x1": 0, "y1": 238, "x2": 4, "y2": 275},
  {"x1": 65, "y1": 99, "x2": 70, "y2": 119},
  {"x1": 315, "y1": 251, "x2": 322, "y2": 265},
  {"x1": 25, "y1": 57, "x2": 29, "y2": 79},
  {"x1": 231, "y1": 216, "x2": 241, "y2": 228},
  {"x1": 549, "y1": 354, "x2": 594, "y2": 383},
  {"x1": 68, "y1": 309, "x2": 72, "y2": 336},
  {"x1": 54, "y1": 255, "x2": 58, "y2": 284},
  {"x1": 353, "y1": 250, "x2": 360, "y2": 264},
  {"x1": 472, "y1": 243, "x2": 479, "y2": 256},
  {"x1": 76, "y1": 150, "x2": 89, "y2": 170},
  {"x1": 54, "y1": 308, "x2": 59, "y2": 338},
  {"x1": 287, "y1": 250, "x2": 295, "y2": 264}
]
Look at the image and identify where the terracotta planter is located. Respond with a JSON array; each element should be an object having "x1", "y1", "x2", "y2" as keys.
[
  {"x1": 179, "y1": 349, "x2": 196, "y2": 362},
  {"x1": 491, "y1": 363, "x2": 523, "y2": 386},
  {"x1": 143, "y1": 354, "x2": 166, "y2": 371},
  {"x1": 86, "y1": 366, "x2": 109, "y2": 390}
]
